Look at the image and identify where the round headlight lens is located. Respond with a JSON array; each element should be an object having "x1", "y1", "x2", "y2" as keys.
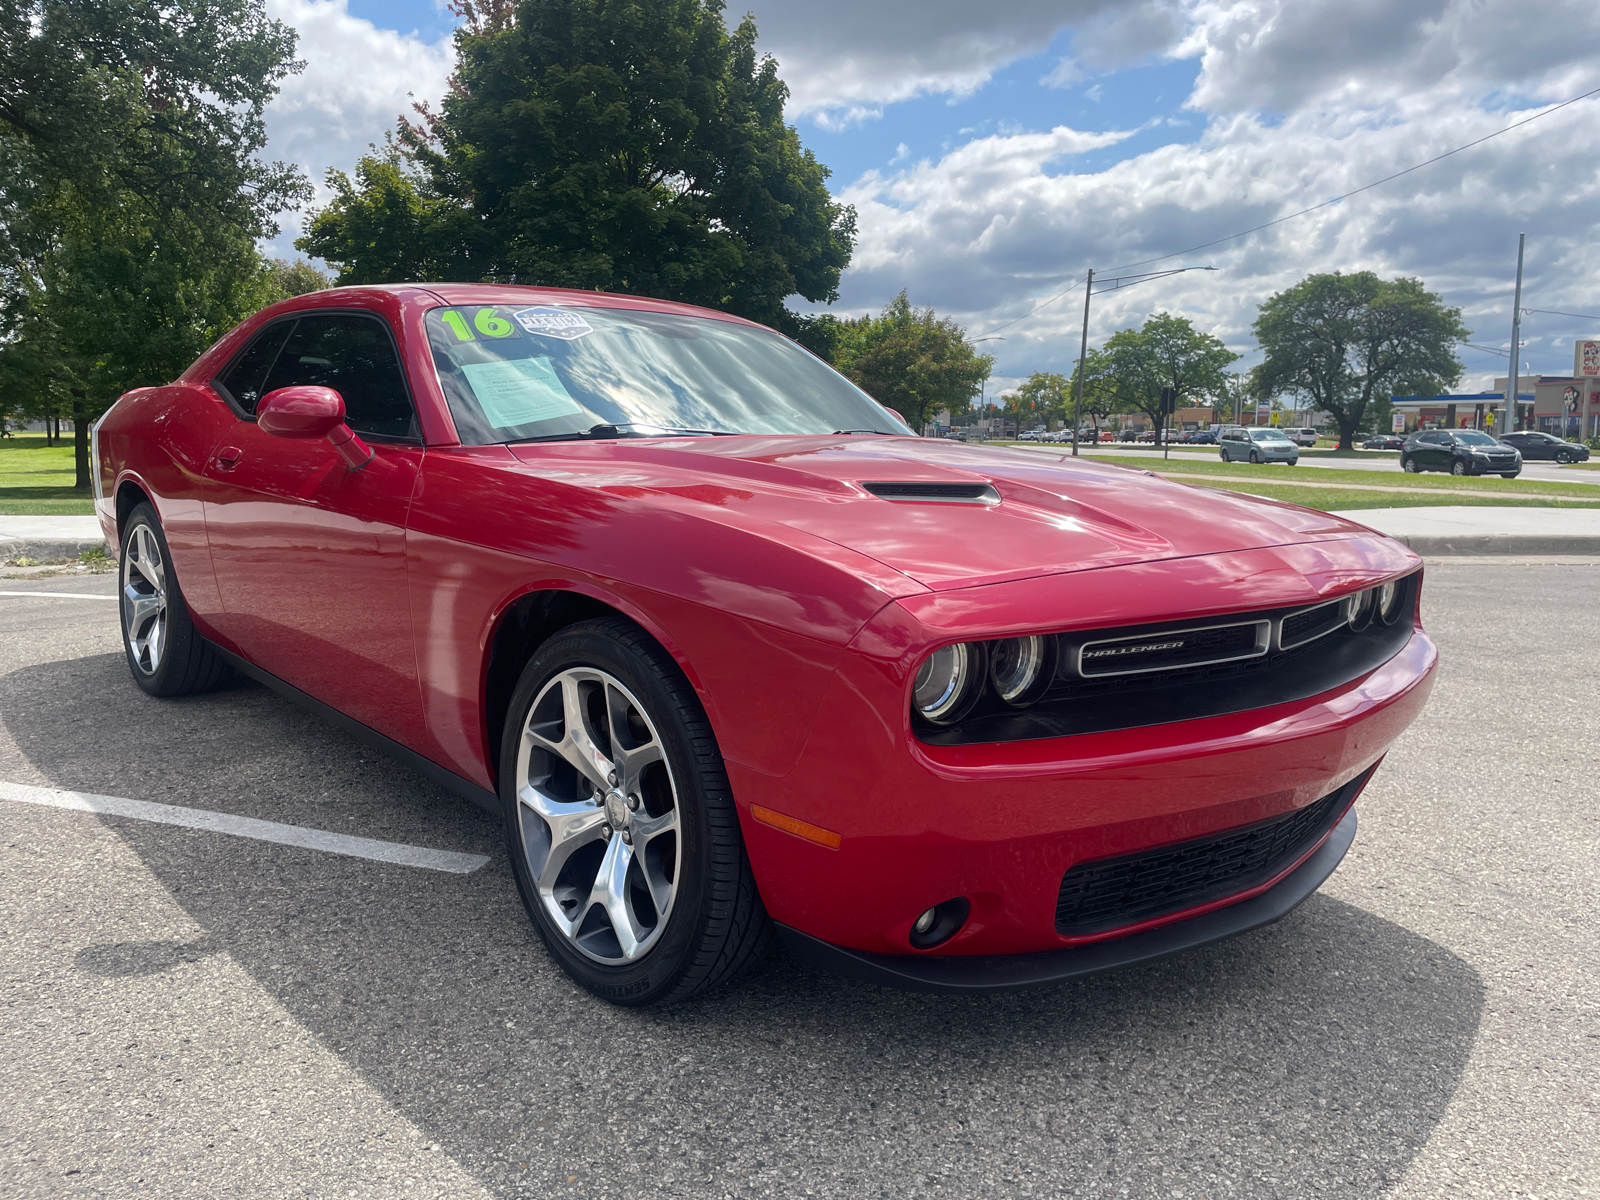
[
  {"x1": 989, "y1": 635, "x2": 1053, "y2": 707},
  {"x1": 1376, "y1": 579, "x2": 1402, "y2": 624},
  {"x1": 1345, "y1": 588, "x2": 1375, "y2": 631},
  {"x1": 913, "y1": 643, "x2": 978, "y2": 724}
]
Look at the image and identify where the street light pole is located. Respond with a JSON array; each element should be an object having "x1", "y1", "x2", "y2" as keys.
[
  {"x1": 1072, "y1": 269, "x2": 1093, "y2": 457},
  {"x1": 970, "y1": 336, "x2": 1004, "y2": 441},
  {"x1": 1506, "y1": 233, "x2": 1525, "y2": 435}
]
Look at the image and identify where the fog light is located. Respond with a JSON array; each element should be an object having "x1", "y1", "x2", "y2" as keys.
[{"x1": 913, "y1": 908, "x2": 936, "y2": 934}]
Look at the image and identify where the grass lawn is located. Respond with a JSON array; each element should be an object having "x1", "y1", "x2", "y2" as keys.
[
  {"x1": 0, "y1": 433, "x2": 94, "y2": 514},
  {"x1": 1081, "y1": 454, "x2": 1600, "y2": 503},
  {"x1": 1166, "y1": 479, "x2": 1600, "y2": 511}
]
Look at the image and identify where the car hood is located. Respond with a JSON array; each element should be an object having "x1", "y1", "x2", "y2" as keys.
[{"x1": 509, "y1": 435, "x2": 1383, "y2": 591}]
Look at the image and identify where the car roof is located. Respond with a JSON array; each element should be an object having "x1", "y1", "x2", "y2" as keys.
[{"x1": 282, "y1": 282, "x2": 767, "y2": 329}]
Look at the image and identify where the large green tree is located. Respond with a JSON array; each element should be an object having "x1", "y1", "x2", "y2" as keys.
[
  {"x1": 833, "y1": 291, "x2": 992, "y2": 430},
  {"x1": 1253, "y1": 272, "x2": 1467, "y2": 450},
  {"x1": 1013, "y1": 370, "x2": 1068, "y2": 430},
  {"x1": 301, "y1": 0, "x2": 854, "y2": 337},
  {"x1": 0, "y1": 0, "x2": 308, "y2": 486},
  {"x1": 1066, "y1": 347, "x2": 1121, "y2": 438},
  {"x1": 1104, "y1": 312, "x2": 1238, "y2": 447}
]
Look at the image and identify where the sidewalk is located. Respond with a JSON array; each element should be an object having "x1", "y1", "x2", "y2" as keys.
[
  {"x1": 6, "y1": 508, "x2": 1599, "y2": 564},
  {"x1": 1328, "y1": 507, "x2": 1600, "y2": 556},
  {"x1": 0, "y1": 516, "x2": 107, "y2": 563}
]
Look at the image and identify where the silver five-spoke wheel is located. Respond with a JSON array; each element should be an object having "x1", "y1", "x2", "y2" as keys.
[
  {"x1": 122, "y1": 524, "x2": 168, "y2": 675},
  {"x1": 514, "y1": 667, "x2": 681, "y2": 964}
]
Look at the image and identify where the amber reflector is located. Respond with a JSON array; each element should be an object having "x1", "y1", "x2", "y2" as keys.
[{"x1": 751, "y1": 804, "x2": 842, "y2": 850}]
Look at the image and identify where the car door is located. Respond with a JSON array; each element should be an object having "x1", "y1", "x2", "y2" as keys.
[
  {"x1": 201, "y1": 310, "x2": 426, "y2": 746},
  {"x1": 1413, "y1": 431, "x2": 1444, "y2": 468}
]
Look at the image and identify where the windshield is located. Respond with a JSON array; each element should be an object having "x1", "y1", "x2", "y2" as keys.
[
  {"x1": 425, "y1": 304, "x2": 903, "y2": 443},
  {"x1": 1250, "y1": 429, "x2": 1292, "y2": 441},
  {"x1": 1455, "y1": 431, "x2": 1498, "y2": 446}
]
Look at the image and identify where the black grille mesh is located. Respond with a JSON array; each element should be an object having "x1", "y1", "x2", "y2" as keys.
[
  {"x1": 1054, "y1": 772, "x2": 1364, "y2": 937},
  {"x1": 1280, "y1": 601, "x2": 1346, "y2": 648}
]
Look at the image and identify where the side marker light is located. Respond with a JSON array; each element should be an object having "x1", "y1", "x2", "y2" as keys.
[{"x1": 751, "y1": 804, "x2": 842, "y2": 850}]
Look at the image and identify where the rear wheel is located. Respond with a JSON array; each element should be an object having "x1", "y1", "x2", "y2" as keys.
[
  {"x1": 119, "y1": 504, "x2": 232, "y2": 697},
  {"x1": 500, "y1": 617, "x2": 769, "y2": 1006},
  {"x1": 1402, "y1": 456, "x2": 1420, "y2": 473}
]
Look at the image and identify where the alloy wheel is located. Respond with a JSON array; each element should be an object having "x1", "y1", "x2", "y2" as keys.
[
  {"x1": 121, "y1": 524, "x2": 168, "y2": 675},
  {"x1": 513, "y1": 667, "x2": 681, "y2": 964}
]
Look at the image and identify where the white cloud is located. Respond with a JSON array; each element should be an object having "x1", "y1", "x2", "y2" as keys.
[{"x1": 261, "y1": 0, "x2": 454, "y2": 254}]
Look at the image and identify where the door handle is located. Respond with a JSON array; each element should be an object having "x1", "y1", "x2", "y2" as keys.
[{"x1": 215, "y1": 445, "x2": 243, "y2": 471}]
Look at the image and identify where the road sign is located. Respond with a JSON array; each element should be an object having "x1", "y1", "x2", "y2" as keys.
[{"x1": 1392, "y1": 412, "x2": 1406, "y2": 433}]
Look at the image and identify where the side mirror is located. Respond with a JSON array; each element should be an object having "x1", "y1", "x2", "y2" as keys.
[{"x1": 257, "y1": 386, "x2": 373, "y2": 470}]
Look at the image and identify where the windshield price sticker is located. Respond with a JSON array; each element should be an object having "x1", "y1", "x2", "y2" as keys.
[
  {"x1": 459, "y1": 357, "x2": 587, "y2": 428},
  {"x1": 513, "y1": 307, "x2": 594, "y2": 341}
]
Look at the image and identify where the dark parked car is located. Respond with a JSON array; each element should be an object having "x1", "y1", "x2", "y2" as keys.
[
  {"x1": 1498, "y1": 431, "x2": 1590, "y2": 463},
  {"x1": 1188, "y1": 430, "x2": 1217, "y2": 444},
  {"x1": 1362, "y1": 434, "x2": 1406, "y2": 450},
  {"x1": 1401, "y1": 430, "x2": 1521, "y2": 477}
]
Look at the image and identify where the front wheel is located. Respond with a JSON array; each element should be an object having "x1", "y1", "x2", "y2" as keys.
[
  {"x1": 1556, "y1": 452, "x2": 1574, "y2": 464},
  {"x1": 1451, "y1": 460, "x2": 1468, "y2": 476},
  {"x1": 119, "y1": 504, "x2": 232, "y2": 696},
  {"x1": 1249, "y1": 450, "x2": 1260, "y2": 464},
  {"x1": 500, "y1": 617, "x2": 769, "y2": 1006}
]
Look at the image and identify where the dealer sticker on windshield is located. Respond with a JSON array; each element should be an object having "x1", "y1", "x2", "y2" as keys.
[{"x1": 512, "y1": 306, "x2": 594, "y2": 341}]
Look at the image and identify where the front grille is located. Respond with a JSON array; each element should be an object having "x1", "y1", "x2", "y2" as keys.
[
  {"x1": 1078, "y1": 620, "x2": 1266, "y2": 677},
  {"x1": 1053, "y1": 770, "x2": 1367, "y2": 938},
  {"x1": 1279, "y1": 599, "x2": 1347, "y2": 650}
]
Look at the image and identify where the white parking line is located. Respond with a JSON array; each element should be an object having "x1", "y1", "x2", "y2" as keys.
[
  {"x1": 0, "y1": 590, "x2": 118, "y2": 600},
  {"x1": 0, "y1": 781, "x2": 492, "y2": 874}
]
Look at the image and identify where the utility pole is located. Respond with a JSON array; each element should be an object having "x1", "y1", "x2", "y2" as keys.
[
  {"x1": 1506, "y1": 234, "x2": 1525, "y2": 435},
  {"x1": 1072, "y1": 269, "x2": 1093, "y2": 457}
]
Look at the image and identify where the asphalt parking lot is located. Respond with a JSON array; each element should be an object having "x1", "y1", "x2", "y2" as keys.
[{"x1": 2, "y1": 564, "x2": 1595, "y2": 1200}]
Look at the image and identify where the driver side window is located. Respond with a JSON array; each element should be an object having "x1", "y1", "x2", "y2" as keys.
[{"x1": 258, "y1": 314, "x2": 416, "y2": 441}]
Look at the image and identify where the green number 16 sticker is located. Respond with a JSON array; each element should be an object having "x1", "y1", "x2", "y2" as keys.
[{"x1": 441, "y1": 308, "x2": 517, "y2": 341}]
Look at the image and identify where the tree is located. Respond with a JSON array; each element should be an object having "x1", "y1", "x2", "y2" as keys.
[
  {"x1": 263, "y1": 257, "x2": 332, "y2": 303},
  {"x1": 833, "y1": 292, "x2": 993, "y2": 430},
  {"x1": 1014, "y1": 371, "x2": 1068, "y2": 430},
  {"x1": 0, "y1": 1, "x2": 308, "y2": 486},
  {"x1": 301, "y1": 0, "x2": 854, "y2": 338},
  {"x1": 1254, "y1": 272, "x2": 1467, "y2": 450},
  {"x1": 1066, "y1": 348, "x2": 1121, "y2": 437},
  {"x1": 1104, "y1": 313, "x2": 1238, "y2": 446}
]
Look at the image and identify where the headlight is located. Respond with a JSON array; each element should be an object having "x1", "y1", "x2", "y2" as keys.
[
  {"x1": 912, "y1": 642, "x2": 985, "y2": 725},
  {"x1": 1376, "y1": 580, "x2": 1403, "y2": 624},
  {"x1": 1344, "y1": 588, "x2": 1375, "y2": 631},
  {"x1": 988, "y1": 635, "x2": 1055, "y2": 708}
]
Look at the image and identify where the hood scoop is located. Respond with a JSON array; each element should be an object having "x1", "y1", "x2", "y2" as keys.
[{"x1": 861, "y1": 481, "x2": 1000, "y2": 505}]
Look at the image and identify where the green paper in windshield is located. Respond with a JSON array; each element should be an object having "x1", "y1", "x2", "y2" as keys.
[{"x1": 459, "y1": 357, "x2": 585, "y2": 427}]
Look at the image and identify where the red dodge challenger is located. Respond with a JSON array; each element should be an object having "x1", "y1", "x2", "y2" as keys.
[{"x1": 93, "y1": 285, "x2": 1435, "y2": 1005}]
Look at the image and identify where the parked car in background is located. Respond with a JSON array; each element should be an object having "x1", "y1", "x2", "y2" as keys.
[
  {"x1": 1219, "y1": 427, "x2": 1300, "y2": 464},
  {"x1": 1188, "y1": 430, "x2": 1218, "y2": 444},
  {"x1": 1288, "y1": 428, "x2": 1320, "y2": 447},
  {"x1": 1099, "y1": 430, "x2": 1116, "y2": 442},
  {"x1": 1401, "y1": 430, "x2": 1520, "y2": 477},
  {"x1": 1362, "y1": 434, "x2": 1406, "y2": 450},
  {"x1": 1498, "y1": 431, "x2": 1590, "y2": 463}
]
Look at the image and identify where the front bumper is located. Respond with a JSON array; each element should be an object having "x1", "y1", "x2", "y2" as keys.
[{"x1": 777, "y1": 806, "x2": 1358, "y2": 994}]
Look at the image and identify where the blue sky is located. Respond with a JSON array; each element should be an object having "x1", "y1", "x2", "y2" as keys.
[{"x1": 263, "y1": 0, "x2": 1600, "y2": 392}]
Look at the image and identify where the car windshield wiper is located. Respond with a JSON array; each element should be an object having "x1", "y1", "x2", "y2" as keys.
[
  {"x1": 831, "y1": 428, "x2": 898, "y2": 435},
  {"x1": 508, "y1": 422, "x2": 739, "y2": 444}
]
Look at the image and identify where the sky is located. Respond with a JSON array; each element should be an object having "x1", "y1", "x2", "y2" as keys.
[{"x1": 260, "y1": 0, "x2": 1600, "y2": 394}]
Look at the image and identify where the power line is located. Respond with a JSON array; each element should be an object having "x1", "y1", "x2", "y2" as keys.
[
  {"x1": 1523, "y1": 308, "x2": 1600, "y2": 321},
  {"x1": 984, "y1": 83, "x2": 1600, "y2": 336}
]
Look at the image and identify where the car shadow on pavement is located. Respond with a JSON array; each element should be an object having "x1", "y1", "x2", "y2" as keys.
[{"x1": 4, "y1": 651, "x2": 1486, "y2": 1199}]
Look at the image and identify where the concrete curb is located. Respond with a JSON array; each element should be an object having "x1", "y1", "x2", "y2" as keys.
[
  {"x1": 0, "y1": 536, "x2": 111, "y2": 564},
  {"x1": 1385, "y1": 535, "x2": 1600, "y2": 556}
]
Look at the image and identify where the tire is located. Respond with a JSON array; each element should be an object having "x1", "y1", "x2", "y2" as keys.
[
  {"x1": 118, "y1": 503, "x2": 233, "y2": 697},
  {"x1": 1451, "y1": 460, "x2": 1468, "y2": 476},
  {"x1": 499, "y1": 616, "x2": 769, "y2": 1006},
  {"x1": 1249, "y1": 451, "x2": 1260, "y2": 464},
  {"x1": 1402, "y1": 456, "x2": 1420, "y2": 473},
  {"x1": 1556, "y1": 452, "x2": 1573, "y2": 464}
]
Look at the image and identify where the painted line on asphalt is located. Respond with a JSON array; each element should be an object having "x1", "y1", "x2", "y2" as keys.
[
  {"x1": 0, "y1": 780, "x2": 491, "y2": 874},
  {"x1": 0, "y1": 590, "x2": 118, "y2": 600}
]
